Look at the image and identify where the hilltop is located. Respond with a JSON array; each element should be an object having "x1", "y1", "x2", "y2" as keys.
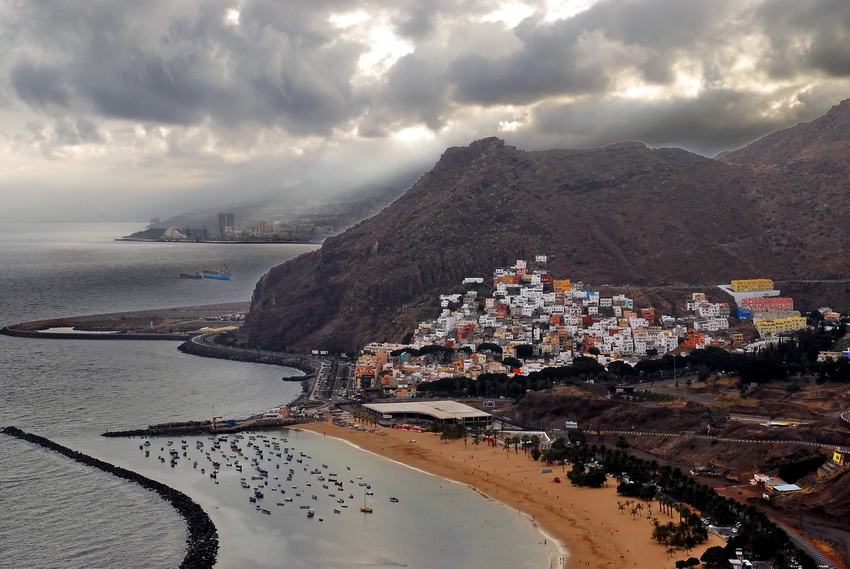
[{"x1": 242, "y1": 100, "x2": 850, "y2": 352}]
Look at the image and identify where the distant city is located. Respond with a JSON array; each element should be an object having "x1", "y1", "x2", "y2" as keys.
[{"x1": 120, "y1": 212, "x2": 357, "y2": 244}]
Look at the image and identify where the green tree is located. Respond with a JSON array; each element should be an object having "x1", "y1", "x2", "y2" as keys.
[
  {"x1": 514, "y1": 344, "x2": 535, "y2": 359},
  {"x1": 700, "y1": 545, "x2": 731, "y2": 569}
]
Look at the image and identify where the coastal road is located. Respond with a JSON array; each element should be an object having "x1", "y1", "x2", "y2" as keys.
[{"x1": 597, "y1": 429, "x2": 839, "y2": 450}]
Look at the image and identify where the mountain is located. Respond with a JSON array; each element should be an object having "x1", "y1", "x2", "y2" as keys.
[
  {"x1": 242, "y1": 101, "x2": 850, "y2": 352},
  {"x1": 720, "y1": 99, "x2": 850, "y2": 170}
]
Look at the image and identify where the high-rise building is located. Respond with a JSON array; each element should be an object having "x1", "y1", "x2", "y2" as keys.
[{"x1": 218, "y1": 213, "x2": 235, "y2": 236}]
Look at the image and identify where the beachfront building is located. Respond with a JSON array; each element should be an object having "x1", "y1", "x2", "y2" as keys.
[{"x1": 361, "y1": 400, "x2": 493, "y2": 427}]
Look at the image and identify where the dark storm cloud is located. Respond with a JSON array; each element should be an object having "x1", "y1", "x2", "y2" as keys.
[
  {"x1": 8, "y1": 0, "x2": 364, "y2": 133},
  {"x1": 6, "y1": 0, "x2": 847, "y2": 143},
  {"x1": 11, "y1": 63, "x2": 69, "y2": 107},
  {"x1": 360, "y1": 54, "x2": 450, "y2": 137},
  {"x1": 446, "y1": 0, "x2": 742, "y2": 105},
  {"x1": 756, "y1": 0, "x2": 850, "y2": 78}
]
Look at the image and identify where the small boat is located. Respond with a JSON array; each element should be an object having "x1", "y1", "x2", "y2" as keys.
[
  {"x1": 361, "y1": 492, "x2": 373, "y2": 513},
  {"x1": 307, "y1": 508, "x2": 315, "y2": 518},
  {"x1": 262, "y1": 509, "x2": 271, "y2": 515},
  {"x1": 202, "y1": 265, "x2": 233, "y2": 280},
  {"x1": 390, "y1": 497, "x2": 399, "y2": 503},
  {"x1": 180, "y1": 272, "x2": 203, "y2": 279}
]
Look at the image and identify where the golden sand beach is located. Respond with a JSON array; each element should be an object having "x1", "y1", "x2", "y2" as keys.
[{"x1": 299, "y1": 420, "x2": 725, "y2": 569}]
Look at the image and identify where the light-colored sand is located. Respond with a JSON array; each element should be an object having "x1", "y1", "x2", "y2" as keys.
[{"x1": 299, "y1": 420, "x2": 725, "y2": 569}]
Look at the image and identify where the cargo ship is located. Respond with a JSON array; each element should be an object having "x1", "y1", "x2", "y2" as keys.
[{"x1": 201, "y1": 265, "x2": 234, "y2": 280}]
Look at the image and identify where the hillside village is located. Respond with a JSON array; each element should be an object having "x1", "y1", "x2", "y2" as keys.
[{"x1": 353, "y1": 258, "x2": 837, "y2": 397}]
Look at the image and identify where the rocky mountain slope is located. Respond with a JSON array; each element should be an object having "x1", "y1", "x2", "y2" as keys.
[{"x1": 243, "y1": 100, "x2": 850, "y2": 352}]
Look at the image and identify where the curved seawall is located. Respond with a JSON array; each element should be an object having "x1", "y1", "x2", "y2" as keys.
[
  {"x1": 178, "y1": 334, "x2": 319, "y2": 376},
  {"x1": 1, "y1": 325, "x2": 189, "y2": 341},
  {"x1": 2, "y1": 426, "x2": 218, "y2": 569}
]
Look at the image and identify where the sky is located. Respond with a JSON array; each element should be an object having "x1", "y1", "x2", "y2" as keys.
[{"x1": 2, "y1": 0, "x2": 850, "y2": 222}]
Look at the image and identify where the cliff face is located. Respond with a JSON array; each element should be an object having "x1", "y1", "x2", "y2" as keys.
[{"x1": 243, "y1": 102, "x2": 850, "y2": 351}]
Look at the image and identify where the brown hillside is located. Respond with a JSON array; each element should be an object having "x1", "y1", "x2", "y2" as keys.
[
  {"x1": 243, "y1": 101, "x2": 850, "y2": 351},
  {"x1": 720, "y1": 99, "x2": 850, "y2": 170}
]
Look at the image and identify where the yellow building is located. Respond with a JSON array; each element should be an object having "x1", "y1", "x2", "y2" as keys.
[
  {"x1": 753, "y1": 316, "x2": 807, "y2": 336},
  {"x1": 731, "y1": 279, "x2": 774, "y2": 292},
  {"x1": 552, "y1": 279, "x2": 572, "y2": 292}
]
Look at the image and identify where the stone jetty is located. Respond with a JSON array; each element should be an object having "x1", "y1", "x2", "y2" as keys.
[{"x1": 2, "y1": 426, "x2": 218, "y2": 569}]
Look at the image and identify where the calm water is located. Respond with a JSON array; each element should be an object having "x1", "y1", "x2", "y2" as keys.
[{"x1": 0, "y1": 223, "x2": 556, "y2": 569}]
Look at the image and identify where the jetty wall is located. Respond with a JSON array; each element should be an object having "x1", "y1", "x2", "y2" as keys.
[
  {"x1": 1, "y1": 426, "x2": 218, "y2": 569},
  {"x1": 178, "y1": 335, "x2": 320, "y2": 376},
  {"x1": 0, "y1": 325, "x2": 188, "y2": 341}
]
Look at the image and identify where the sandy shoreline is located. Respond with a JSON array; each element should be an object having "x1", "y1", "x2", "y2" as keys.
[{"x1": 298, "y1": 420, "x2": 725, "y2": 569}]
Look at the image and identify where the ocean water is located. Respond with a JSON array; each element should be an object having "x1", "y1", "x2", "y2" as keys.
[{"x1": 0, "y1": 223, "x2": 556, "y2": 569}]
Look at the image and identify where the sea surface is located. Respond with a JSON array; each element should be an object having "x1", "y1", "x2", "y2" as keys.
[{"x1": 0, "y1": 223, "x2": 556, "y2": 569}]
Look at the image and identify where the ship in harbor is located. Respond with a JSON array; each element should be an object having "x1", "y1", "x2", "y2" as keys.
[{"x1": 201, "y1": 265, "x2": 234, "y2": 280}]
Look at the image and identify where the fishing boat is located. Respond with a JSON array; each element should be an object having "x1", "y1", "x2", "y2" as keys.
[
  {"x1": 201, "y1": 265, "x2": 234, "y2": 280},
  {"x1": 360, "y1": 491, "x2": 373, "y2": 513}
]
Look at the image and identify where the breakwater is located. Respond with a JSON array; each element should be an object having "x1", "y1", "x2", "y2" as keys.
[
  {"x1": 178, "y1": 334, "x2": 320, "y2": 376},
  {"x1": 0, "y1": 325, "x2": 189, "y2": 341},
  {"x1": 2, "y1": 426, "x2": 218, "y2": 569},
  {"x1": 103, "y1": 417, "x2": 305, "y2": 438}
]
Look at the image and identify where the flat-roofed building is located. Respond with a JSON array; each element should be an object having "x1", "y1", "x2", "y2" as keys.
[{"x1": 362, "y1": 400, "x2": 493, "y2": 426}]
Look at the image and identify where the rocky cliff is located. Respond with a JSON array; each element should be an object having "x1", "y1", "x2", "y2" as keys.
[{"x1": 243, "y1": 101, "x2": 850, "y2": 352}]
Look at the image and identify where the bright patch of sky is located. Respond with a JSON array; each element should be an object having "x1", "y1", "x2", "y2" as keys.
[
  {"x1": 330, "y1": 10, "x2": 413, "y2": 78},
  {"x1": 394, "y1": 126, "x2": 435, "y2": 142}
]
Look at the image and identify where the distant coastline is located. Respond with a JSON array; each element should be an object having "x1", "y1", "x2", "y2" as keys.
[{"x1": 114, "y1": 237, "x2": 323, "y2": 244}]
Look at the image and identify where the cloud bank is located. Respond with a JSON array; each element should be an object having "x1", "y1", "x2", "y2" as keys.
[{"x1": 1, "y1": 0, "x2": 849, "y2": 220}]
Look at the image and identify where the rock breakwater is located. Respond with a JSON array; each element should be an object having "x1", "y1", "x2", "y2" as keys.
[
  {"x1": 2, "y1": 426, "x2": 218, "y2": 569},
  {"x1": 178, "y1": 335, "x2": 319, "y2": 376}
]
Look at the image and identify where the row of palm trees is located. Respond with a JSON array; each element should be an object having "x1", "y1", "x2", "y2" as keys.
[{"x1": 597, "y1": 444, "x2": 817, "y2": 567}]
